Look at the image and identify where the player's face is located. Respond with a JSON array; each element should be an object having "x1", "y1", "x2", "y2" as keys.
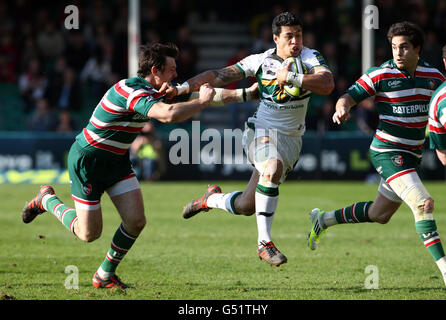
[
  {"x1": 391, "y1": 36, "x2": 420, "y2": 70},
  {"x1": 155, "y1": 57, "x2": 178, "y2": 88},
  {"x1": 274, "y1": 25, "x2": 303, "y2": 59}
]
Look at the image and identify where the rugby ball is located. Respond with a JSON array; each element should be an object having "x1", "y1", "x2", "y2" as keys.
[{"x1": 283, "y1": 56, "x2": 307, "y2": 97}]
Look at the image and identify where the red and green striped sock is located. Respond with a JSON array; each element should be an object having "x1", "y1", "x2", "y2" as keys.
[
  {"x1": 416, "y1": 220, "x2": 445, "y2": 261},
  {"x1": 43, "y1": 195, "x2": 78, "y2": 233},
  {"x1": 334, "y1": 201, "x2": 373, "y2": 224},
  {"x1": 99, "y1": 223, "x2": 138, "y2": 276}
]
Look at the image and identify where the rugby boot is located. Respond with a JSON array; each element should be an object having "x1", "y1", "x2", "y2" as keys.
[
  {"x1": 307, "y1": 208, "x2": 327, "y2": 250},
  {"x1": 257, "y1": 240, "x2": 287, "y2": 267},
  {"x1": 92, "y1": 272, "x2": 131, "y2": 290},
  {"x1": 21, "y1": 185, "x2": 55, "y2": 224},
  {"x1": 182, "y1": 185, "x2": 222, "y2": 219}
]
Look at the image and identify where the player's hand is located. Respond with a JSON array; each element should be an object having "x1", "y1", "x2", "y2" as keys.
[
  {"x1": 332, "y1": 105, "x2": 351, "y2": 124},
  {"x1": 198, "y1": 83, "x2": 216, "y2": 106},
  {"x1": 159, "y1": 82, "x2": 178, "y2": 99},
  {"x1": 276, "y1": 60, "x2": 293, "y2": 89}
]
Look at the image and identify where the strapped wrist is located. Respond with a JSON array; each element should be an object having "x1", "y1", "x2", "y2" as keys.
[
  {"x1": 286, "y1": 72, "x2": 303, "y2": 87},
  {"x1": 176, "y1": 82, "x2": 190, "y2": 95}
]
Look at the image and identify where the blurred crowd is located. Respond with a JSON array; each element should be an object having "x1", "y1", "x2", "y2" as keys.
[{"x1": 0, "y1": 0, "x2": 445, "y2": 134}]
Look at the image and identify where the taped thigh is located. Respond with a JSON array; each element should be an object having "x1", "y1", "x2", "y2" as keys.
[{"x1": 387, "y1": 170, "x2": 433, "y2": 221}]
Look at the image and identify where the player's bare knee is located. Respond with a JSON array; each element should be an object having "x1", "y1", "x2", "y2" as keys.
[
  {"x1": 370, "y1": 209, "x2": 393, "y2": 224},
  {"x1": 78, "y1": 230, "x2": 101, "y2": 242},
  {"x1": 235, "y1": 196, "x2": 255, "y2": 216},
  {"x1": 374, "y1": 214, "x2": 392, "y2": 224},
  {"x1": 126, "y1": 216, "x2": 146, "y2": 233},
  {"x1": 368, "y1": 203, "x2": 395, "y2": 224},
  {"x1": 239, "y1": 208, "x2": 255, "y2": 216}
]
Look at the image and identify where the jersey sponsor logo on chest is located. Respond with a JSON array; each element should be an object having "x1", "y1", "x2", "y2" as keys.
[
  {"x1": 392, "y1": 104, "x2": 428, "y2": 114},
  {"x1": 264, "y1": 101, "x2": 304, "y2": 110},
  {"x1": 388, "y1": 80, "x2": 402, "y2": 88}
]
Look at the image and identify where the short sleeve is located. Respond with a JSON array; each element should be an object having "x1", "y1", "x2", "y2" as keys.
[
  {"x1": 347, "y1": 67, "x2": 378, "y2": 103},
  {"x1": 301, "y1": 49, "x2": 329, "y2": 71},
  {"x1": 128, "y1": 89, "x2": 166, "y2": 115},
  {"x1": 236, "y1": 52, "x2": 265, "y2": 78}
]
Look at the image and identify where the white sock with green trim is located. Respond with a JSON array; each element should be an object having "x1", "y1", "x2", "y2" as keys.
[
  {"x1": 321, "y1": 211, "x2": 337, "y2": 228},
  {"x1": 255, "y1": 180, "x2": 279, "y2": 246},
  {"x1": 207, "y1": 191, "x2": 242, "y2": 214}
]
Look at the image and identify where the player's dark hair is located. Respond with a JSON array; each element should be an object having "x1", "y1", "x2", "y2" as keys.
[
  {"x1": 272, "y1": 12, "x2": 303, "y2": 36},
  {"x1": 137, "y1": 42, "x2": 179, "y2": 77},
  {"x1": 387, "y1": 21, "x2": 424, "y2": 52}
]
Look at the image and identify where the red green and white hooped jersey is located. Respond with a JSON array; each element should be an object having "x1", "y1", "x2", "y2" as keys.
[
  {"x1": 347, "y1": 59, "x2": 445, "y2": 157},
  {"x1": 75, "y1": 76, "x2": 165, "y2": 156},
  {"x1": 236, "y1": 47, "x2": 331, "y2": 136},
  {"x1": 429, "y1": 81, "x2": 446, "y2": 150}
]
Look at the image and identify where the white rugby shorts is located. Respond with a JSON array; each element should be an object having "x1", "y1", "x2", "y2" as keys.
[{"x1": 242, "y1": 124, "x2": 302, "y2": 183}]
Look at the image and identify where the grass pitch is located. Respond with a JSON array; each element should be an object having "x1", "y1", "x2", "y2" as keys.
[{"x1": 1, "y1": 181, "x2": 446, "y2": 301}]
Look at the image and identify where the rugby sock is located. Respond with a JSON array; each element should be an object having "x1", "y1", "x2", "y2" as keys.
[
  {"x1": 255, "y1": 181, "x2": 279, "y2": 245},
  {"x1": 415, "y1": 219, "x2": 446, "y2": 262},
  {"x1": 436, "y1": 257, "x2": 446, "y2": 280},
  {"x1": 329, "y1": 201, "x2": 373, "y2": 225},
  {"x1": 98, "y1": 223, "x2": 138, "y2": 278},
  {"x1": 42, "y1": 194, "x2": 78, "y2": 233},
  {"x1": 207, "y1": 191, "x2": 243, "y2": 214}
]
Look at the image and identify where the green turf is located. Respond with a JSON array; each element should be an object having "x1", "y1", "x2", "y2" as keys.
[{"x1": 1, "y1": 181, "x2": 446, "y2": 300}]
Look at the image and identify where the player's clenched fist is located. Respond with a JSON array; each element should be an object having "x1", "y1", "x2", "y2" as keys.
[{"x1": 198, "y1": 83, "x2": 216, "y2": 105}]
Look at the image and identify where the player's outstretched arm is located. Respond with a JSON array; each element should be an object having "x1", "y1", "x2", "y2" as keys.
[
  {"x1": 175, "y1": 65, "x2": 245, "y2": 95},
  {"x1": 333, "y1": 93, "x2": 356, "y2": 125},
  {"x1": 147, "y1": 84, "x2": 215, "y2": 123},
  {"x1": 188, "y1": 82, "x2": 259, "y2": 107}
]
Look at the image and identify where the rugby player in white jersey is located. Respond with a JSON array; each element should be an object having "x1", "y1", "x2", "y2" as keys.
[
  {"x1": 307, "y1": 22, "x2": 446, "y2": 286},
  {"x1": 178, "y1": 12, "x2": 334, "y2": 266}
]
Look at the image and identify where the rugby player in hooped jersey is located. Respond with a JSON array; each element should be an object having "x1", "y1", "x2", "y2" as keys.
[
  {"x1": 428, "y1": 45, "x2": 446, "y2": 166},
  {"x1": 178, "y1": 12, "x2": 334, "y2": 267},
  {"x1": 20, "y1": 42, "x2": 259, "y2": 290},
  {"x1": 307, "y1": 22, "x2": 446, "y2": 286}
]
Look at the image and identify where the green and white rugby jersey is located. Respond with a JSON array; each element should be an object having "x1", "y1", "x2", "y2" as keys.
[
  {"x1": 429, "y1": 81, "x2": 446, "y2": 150},
  {"x1": 347, "y1": 59, "x2": 445, "y2": 157},
  {"x1": 75, "y1": 76, "x2": 188, "y2": 156},
  {"x1": 236, "y1": 47, "x2": 330, "y2": 136}
]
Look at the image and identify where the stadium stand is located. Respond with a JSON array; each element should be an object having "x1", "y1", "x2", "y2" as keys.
[{"x1": 0, "y1": 0, "x2": 445, "y2": 135}]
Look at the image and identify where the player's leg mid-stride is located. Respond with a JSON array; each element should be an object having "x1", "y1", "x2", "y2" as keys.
[
  {"x1": 183, "y1": 183, "x2": 288, "y2": 267},
  {"x1": 22, "y1": 184, "x2": 139, "y2": 290}
]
